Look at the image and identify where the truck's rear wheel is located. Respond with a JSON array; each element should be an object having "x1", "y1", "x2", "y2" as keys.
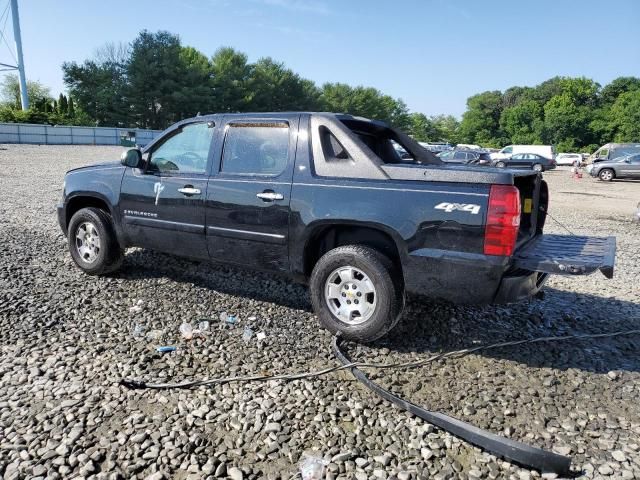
[
  {"x1": 310, "y1": 245, "x2": 404, "y2": 343},
  {"x1": 68, "y1": 207, "x2": 124, "y2": 275}
]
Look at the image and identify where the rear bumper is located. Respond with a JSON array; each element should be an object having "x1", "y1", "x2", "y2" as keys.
[
  {"x1": 403, "y1": 233, "x2": 615, "y2": 305},
  {"x1": 403, "y1": 249, "x2": 547, "y2": 305}
]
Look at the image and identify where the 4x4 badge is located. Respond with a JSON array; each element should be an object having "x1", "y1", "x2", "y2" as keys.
[{"x1": 434, "y1": 202, "x2": 481, "y2": 215}]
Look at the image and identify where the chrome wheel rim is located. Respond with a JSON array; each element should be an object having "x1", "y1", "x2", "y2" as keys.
[
  {"x1": 496, "y1": 162, "x2": 505, "y2": 168},
  {"x1": 75, "y1": 222, "x2": 101, "y2": 264},
  {"x1": 324, "y1": 266, "x2": 377, "y2": 325},
  {"x1": 533, "y1": 164, "x2": 543, "y2": 172},
  {"x1": 601, "y1": 170, "x2": 612, "y2": 180}
]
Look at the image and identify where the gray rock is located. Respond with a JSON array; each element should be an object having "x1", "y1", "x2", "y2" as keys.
[{"x1": 228, "y1": 466, "x2": 244, "y2": 480}]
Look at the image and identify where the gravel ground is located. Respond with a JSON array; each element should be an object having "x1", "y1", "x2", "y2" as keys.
[{"x1": 1, "y1": 144, "x2": 639, "y2": 480}]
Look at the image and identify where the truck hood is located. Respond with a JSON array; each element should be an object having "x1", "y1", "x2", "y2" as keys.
[
  {"x1": 66, "y1": 160, "x2": 123, "y2": 175},
  {"x1": 381, "y1": 163, "x2": 538, "y2": 185}
]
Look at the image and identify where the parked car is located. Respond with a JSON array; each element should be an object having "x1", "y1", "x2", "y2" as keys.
[
  {"x1": 419, "y1": 141, "x2": 453, "y2": 153},
  {"x1": 589, "y1": 153, "x2": 640, "y2": 181},
  {"x1": 493, "y1": 153, "x2": 557, "y2": 172},
  {"x1": 589, "y1": 143, "x2": 640, "y2": 164},
  {"x1": 437, "y1": 149, "x2": 492, "y2": 165},
  {"x1": 57, "y1": 112, "x2": 615, "y2": 342},
  {"x1": 556, "y1": 153, "x2": 583, "y2": 166},
  {"x1": 491, "y1": 145, "x2": 556, "y2": 161}
]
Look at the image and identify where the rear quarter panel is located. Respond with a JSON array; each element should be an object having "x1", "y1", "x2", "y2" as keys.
[{"x1": 289, "y1": 138, "x2": 492, "y2": 259}]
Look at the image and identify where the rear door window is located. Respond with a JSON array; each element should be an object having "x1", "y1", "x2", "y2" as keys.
[{"x1": 221, "y1": 122, "x2": 290, "y2": 175}]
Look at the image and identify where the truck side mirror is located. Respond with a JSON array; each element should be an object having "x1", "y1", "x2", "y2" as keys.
[{"x1": 121, "y1": 148, "x2": 143, "y2": 168}]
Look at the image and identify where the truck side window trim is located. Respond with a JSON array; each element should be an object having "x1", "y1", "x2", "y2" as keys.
[
  {"x1": 219, "y1": 121, "x2": 290, "y2": 177},
  {"x1": 319, "y1": 126, "x2": 351, "y2": 161}
]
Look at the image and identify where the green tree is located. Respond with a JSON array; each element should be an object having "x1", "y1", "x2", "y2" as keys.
[
  {"x1": 501, "y1": 86, "x2": 533, "y2": 109},
  {"x1": 431, "y1": 115, "x2": 460, "y2": 143},
  {"x1": 319, "y1": 83, "x2": 409, "y2": 128},
  {"x1": 609, "y1": 90, "x2": 640, "y2": 142},
  {"x1": 600, "y1": 76, "x2": 640, "y2": 105},
  {"x1": 126, "y1": 30, "x2": 186, "y2": 129},
  {"x1": 0, "y1": 74, "x2": 52, "y2": 109},
  {"x1": 68, "y1": 97, "x2": 75, "y2": 117},
  {"x1": 210, "y1": 47, "x2": 252, "y2": 112},
  {"x1": 407, "y1": 113, "x2": 440, "y2": 141},
  {"x1": 63, "y1": 58, "x2": 129, "y2": 126},
  {"x1": 458, "y1": 90, "x2": 504, "y2": 146},
  {"x1": 175, "y1": 46, "x2": 214, "y2": 117},
  {"x1": 500, "y1": 100, "x2": 543, "y2": 144},
  {"x1": 246, "y1": 57, "x2": 320, "y2": 112},
  {"x1": 543, "y1": 93, "x2": 593, "y2": 151},
  {"x1": 58, "y1": 93, "x2": 69, "y2": 114},
  {"x1": 528, "y1": 76, "x2": 564, "y2": 105}
]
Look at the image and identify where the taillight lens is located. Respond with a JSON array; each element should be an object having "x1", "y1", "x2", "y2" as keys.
[{"x1": 484, "y1": 185, "x2": 521, "y2": 256}]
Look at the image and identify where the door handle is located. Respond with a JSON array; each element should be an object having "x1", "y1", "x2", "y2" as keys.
[
  {"x1": 178, "y1": 186, "x2": 201, "y2": 196},
  {"x1": 256, "y1": 191, "x2": 284, "y2": 201}
]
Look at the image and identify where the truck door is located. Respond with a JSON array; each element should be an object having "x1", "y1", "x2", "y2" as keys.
[
  {"x1": 119, "y1": 121, "x2": 215, "y2": 259},
  {"x1": 205, "y1": 115, "x2": 299, "y2": 272}
]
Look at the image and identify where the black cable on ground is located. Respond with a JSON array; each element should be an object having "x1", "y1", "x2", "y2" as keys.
[
  {"x1": 120, "y1": 328, "x2": 640, "y2": 474},
  {"x1": 332, "y1": 336, "x2": 572, "y2": 475}
]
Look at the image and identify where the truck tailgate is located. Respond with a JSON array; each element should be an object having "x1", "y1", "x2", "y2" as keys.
[{"x1": 513, "y1": 234, "x2": 616, "y2": 279}]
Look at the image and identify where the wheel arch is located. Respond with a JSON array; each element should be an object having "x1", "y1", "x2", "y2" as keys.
[
  {"x1": 64, "y1": 193, "x2": 113, "y2": 229},
  {"x1": 599, "y1": 168, "x2": 616, "y2": 180},
  {"x1": 302, "y1": 221, "x2": 404, "y2": 279}
]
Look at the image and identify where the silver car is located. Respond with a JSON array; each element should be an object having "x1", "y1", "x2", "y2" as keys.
[{"x1": 590, "y1": 153, "x2": 640, "y2": 181}]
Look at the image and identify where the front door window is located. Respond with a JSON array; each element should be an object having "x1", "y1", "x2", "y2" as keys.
[{"x1": 149, "y1": 122, "x2": 214, "y2": 174}]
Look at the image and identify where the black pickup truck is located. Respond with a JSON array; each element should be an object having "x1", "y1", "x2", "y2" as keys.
[{"x1": 57, "y1": 113, "x2": 616, "y2": 342}]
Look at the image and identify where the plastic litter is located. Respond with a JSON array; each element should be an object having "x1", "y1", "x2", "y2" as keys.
[
  {"x1": 146, "y1": 329, "x2": 163, "y2": 341},
  {"x1": 256, "y1": 332, "x2": 266, "y2": 342},
  {"x1": 225, "y1": 315, "x2": 238, "y2": 325},
  {"x1": 156, "y1": 346, "x2": 176, "y2": 353},
  {"x1": 129, "y1": 300, "x2": 144, "y2": 314},
  {"x1": 198, "y1": 320, "x2": 210, "y2": 332},
  {"x1": 299, "y1": 455, "x2": 329, "y2": 480},
  {"x1": 242, "y1": 326, "x2": 254, "y2": 344},
  {"x1": 179, "y1": 323, "x2": 194, "y2": 340},
  {"x1": 132, "y1": 324, "x2": 145, "y2": 338}
]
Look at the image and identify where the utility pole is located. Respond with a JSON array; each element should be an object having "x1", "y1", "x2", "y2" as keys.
[{"x1": 10, "y1": 0, "x2": 28, "y2": 110}]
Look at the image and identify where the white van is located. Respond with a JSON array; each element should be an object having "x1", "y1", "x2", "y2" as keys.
[{"x1": 491, "y1": 145, "x2": 556, "y2": 161}]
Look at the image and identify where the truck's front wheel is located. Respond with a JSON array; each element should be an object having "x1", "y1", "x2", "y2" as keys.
[
  {"x1": 68, "y1": 207, "x2": 124, "y2": 275},
  {"x1": 310, "y1": 245, "x2": 404, "y2": 343}
]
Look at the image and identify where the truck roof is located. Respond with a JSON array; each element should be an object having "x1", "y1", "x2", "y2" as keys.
[{"x1": 176, "y1": 112, "x2": 389, "y2": 126}]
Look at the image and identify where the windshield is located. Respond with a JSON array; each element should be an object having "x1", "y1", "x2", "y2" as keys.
[{"x1": 611, "y1": 145, "x2": 640, "y2": 159}]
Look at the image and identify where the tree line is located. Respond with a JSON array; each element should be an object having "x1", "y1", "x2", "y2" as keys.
[
  {"x1": 0, "y1": 29, "x2": 638, "y2": 151},
  {"x1": 457, "y1": 76, "x2": 640, "y2": 152}
]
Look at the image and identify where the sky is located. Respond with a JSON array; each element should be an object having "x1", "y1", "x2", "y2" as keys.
[{"x1": 3, "y1": 0, "x2": 639, "y2": 117}]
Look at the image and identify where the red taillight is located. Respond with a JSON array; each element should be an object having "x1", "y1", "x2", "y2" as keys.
[{"x1": 484, "y1": 185, "x2": 521, "y2": 256}]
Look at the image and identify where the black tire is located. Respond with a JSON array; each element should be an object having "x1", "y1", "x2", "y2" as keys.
[
  {"x1": 67, "y1": 207, "x2": 124, "y2": 275},
  {"x1": 495, "y1": 161, "x2": 506, "y2": 168},
  {"x1": 598, "y1": 168, "x2": 614, "y2": 182},
  {"x1": 309, "y1": 245, "x2": 404, "y2": 343}
]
